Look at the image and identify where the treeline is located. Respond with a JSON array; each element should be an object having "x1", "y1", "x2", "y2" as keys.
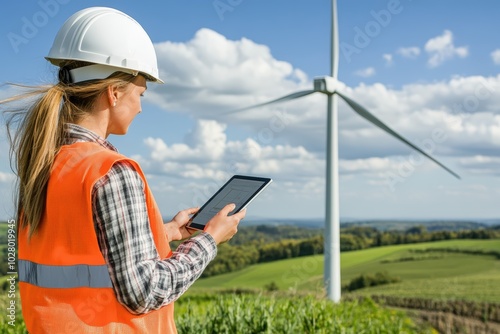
[
  {"x1": 201, "y1": 225, "x2": 500, "y2": 278},
  {"x1": 342, "y1": 220, "x2": 492, "y2": 232},
  {"x1": 339, "y1": 225, "x2": 499, "y2": 250},
  {"x1": 227, "y1": 225, "x2": 322, "y2": 246},
  {"x1": 202, "y1": 236, "x2": 323, "y2": 277},
  {"x1": 411, "y1": 247, "x2": 500, "y2": 260}
]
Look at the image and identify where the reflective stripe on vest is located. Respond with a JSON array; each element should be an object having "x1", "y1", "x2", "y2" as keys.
[{"x1": 19, "y1": 259, "x2": 112, "y2": 289}]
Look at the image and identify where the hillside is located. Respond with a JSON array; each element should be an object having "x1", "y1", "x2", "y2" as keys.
[{"x1": 191, "y1": 239, "x2": 500, "y2": 303}]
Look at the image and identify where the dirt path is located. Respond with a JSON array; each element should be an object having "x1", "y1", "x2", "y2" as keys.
[{"x1": 398, "y1": 308, "x2": 500, "y2": 334}]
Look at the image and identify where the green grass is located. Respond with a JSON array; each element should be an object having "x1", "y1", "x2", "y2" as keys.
[
  {"x1": 350, "y1": 268, "x2": 500, "y2": 302},
  {"x1": 0, "y1": 287, "x2": 431, "y2": 333},
  {"x1": 175, "y1": 293, "x2": 432, "y2": 333},
  {"x1": 192, "y1": 239, "x2": 500, "y2": 302}
]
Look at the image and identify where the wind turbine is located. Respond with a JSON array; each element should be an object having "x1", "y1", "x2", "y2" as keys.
[{"x1": 225, "y1": 0, "x2": 460, "y2": 302}]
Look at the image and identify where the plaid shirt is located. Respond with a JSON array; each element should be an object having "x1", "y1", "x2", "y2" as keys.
[{"x1": 65, "y1": 124, "x2": 217, "y2": 314}]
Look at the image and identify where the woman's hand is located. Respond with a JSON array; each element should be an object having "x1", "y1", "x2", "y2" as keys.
[
  {"x1": 204, "y1": 203, "x2": 246, "y2": 245},
  {"x1": 163, "y1": 207, "x2": 199, "y2": 242}
]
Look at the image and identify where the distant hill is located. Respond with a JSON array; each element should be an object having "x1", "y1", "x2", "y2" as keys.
[
  {"x1": 242, "y1": 218, "x2": 497, "y2": 231},
  {"x1": 242, "y1": 218, "x2": 324, "y2": 228},
  {"x1": 341, "y1": 220, "x2": 492, "y2": 232}
]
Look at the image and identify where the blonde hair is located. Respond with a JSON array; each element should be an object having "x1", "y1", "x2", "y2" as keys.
[{"x1": 2, "y1": 64, "x2": 136, "y2": 237}]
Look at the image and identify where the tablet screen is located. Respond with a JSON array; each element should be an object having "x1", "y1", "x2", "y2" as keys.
[{"x1": 187, "y1": 175, "x2": 272, "y2": 230}]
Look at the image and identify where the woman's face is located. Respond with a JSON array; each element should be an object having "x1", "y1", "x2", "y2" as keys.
[{"x1": 108, "y1": 75, "x2": 147, "y2": 135}]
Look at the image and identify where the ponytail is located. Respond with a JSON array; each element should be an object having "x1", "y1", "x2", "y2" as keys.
[
  {"x1": 2, "y1": 69, "x2": 136, "y2": 237},
  {"x1": 2, "y1": 84, "x2": 65, "y2": 236},
  {"x1": 15, "y1": 85, "x2": 65, "y2": 236}
]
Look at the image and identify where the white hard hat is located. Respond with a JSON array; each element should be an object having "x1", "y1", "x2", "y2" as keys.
[{"x1": 46, "y1": 7, "x2": 163, "y2": 84}]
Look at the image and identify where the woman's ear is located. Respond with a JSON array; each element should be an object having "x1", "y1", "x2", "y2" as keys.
[{"x1": 107, "y1": 85, "x2": 119, "y2": 107}]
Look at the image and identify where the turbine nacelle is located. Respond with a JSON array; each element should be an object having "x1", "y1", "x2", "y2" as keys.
[{"x1": 313, "y1": 76, "x2": 344, "y2": 94}]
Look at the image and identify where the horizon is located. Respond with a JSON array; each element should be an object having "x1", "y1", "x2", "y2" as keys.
[{"x1": 242, "y1": 216, "x2": 500, "y2": 223}]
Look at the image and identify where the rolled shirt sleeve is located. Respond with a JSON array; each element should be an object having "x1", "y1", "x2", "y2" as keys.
[{"x1": 92, "y1": 161, "x2": 217, "y2": 314}]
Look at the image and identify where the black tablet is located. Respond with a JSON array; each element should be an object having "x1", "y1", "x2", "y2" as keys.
[{"x1": 186, "y1": 175, "x2": 272, "y2": 230}]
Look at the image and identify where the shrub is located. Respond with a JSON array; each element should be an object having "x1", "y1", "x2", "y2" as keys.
[
  {"x1": 344, "y1": 272, "x2": 401, "y2": 292},
  {"x1": 264, "y1": 281, "x2": 279, "y2": 292}
]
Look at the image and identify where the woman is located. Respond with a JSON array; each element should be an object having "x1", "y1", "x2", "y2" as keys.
[{"x1": 3, "y1": 7, "x2": 245, "y2": 333}]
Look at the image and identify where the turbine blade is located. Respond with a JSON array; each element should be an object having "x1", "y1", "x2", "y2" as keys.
[
  {"x1": 223, "y1": 90, "x2": 316, "y2": 114},
  {"x1": 336, "y1": 91, "x2": 461, "y2": 179}
]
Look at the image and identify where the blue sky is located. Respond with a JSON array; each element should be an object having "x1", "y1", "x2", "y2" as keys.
[{"x1": 1, "y1": 0, "x2": 500, "y2": 222}]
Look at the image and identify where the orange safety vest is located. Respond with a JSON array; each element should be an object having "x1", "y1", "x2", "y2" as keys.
[{"x1": 19, "y1": 142, "x2": 177, "y2": 334}]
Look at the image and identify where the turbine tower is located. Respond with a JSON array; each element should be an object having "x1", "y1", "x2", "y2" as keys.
[
  {"x1": 226, "y1": 0, "x2": 460, "y2": 302},
  {"x1": 325, "y1": 0, "x2": 341, "y2": 302}
]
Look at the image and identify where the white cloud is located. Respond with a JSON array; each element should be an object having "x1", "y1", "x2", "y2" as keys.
[
  {"x1": 144, "y1": 29, "x2": 500, "y2": 185},
  {"x1": 141, "y1": 119, "x2": 320, "y2": 182},
  {"x1": 397, "y1": 46, "x2": 420, "y2": 59},
  {"x1": 149, "y1": 28, "x2": 308, "y2": 115},
  {"x1": 354, "y1": 67, "x2": 375, "y2": 78},
  {"x1": 340, "y1": 157, "x2": 393, "y2": 175},
  {"x1": 0, "y1": 172, "x2": 15, "y2": 183},
  {"x1": 424, "y1": 30, "x2": 468, "y2": 68},
  {"x1": 143, "y1": 120, "x2": 227, "y2": 164},
  {"x1": 491, "y1": 49, "x2": 500, "y2": 65},
  {"x1": 138, "y1": 118, "x2": 462, "y2": 203},
  {"x1": 139, "y1": 116, "x2": 500, "y2": 216},
  {"x1": 383, "y1": 53, "x2": 393, "y2": 66},
  {"x1": 0, "y1": 171, "x2": 16, "y2": 220},
  {"x1": 458, "y1": 155, "x2": 500, "y2": 176}
]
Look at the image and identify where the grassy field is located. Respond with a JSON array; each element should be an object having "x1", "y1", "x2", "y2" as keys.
[
  {"x1": 1, "y1": 239, "x2": 498, "y2": 332},
  {"x1": 174, "y1": 293, "x2": 433, "y2": 333},
  {"x1": 0, "y1": 291, "x2": 434, "y2": 334},
  {"x1": 191, "y1": 239, "x2": 500, "y2": 303}
]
